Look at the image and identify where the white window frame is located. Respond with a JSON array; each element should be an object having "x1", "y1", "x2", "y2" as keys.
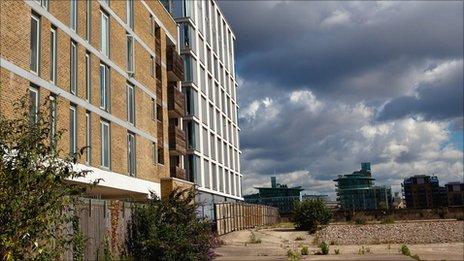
[
  {"x1": 70, "y1": 0, "x2": 77, "y2": 31},
  {"x1": 126, "y1": 33, "x2": 134, "y2": 74},
  {"x1": 70, "y1": 41, "x2": 77, "y2": 94},
  {"x1": 85, "y1": 111, "x2": 91, "y2": 165},
  {"x1": 50, "y1": 27, "x2": 57, "y2": 83},
  {"x1": 49, "y1": 95, "x2": 57, "y2": 148},
  {"x1": 85, "y1": 52, "x2": 91, "y2": 101},
  {"x1": 30, "y1": 13, "x2": 40, "y2": 74},
  {"x1": 85, "y1": 0, "x2": 91, "y2": 41},
  {"x1": 100, "y1": 11, "x2": 109, "y2": 57},
  {"x1": 99, "y1": 63, "x2": 109, "y2": 110},
  {"x1": 126, "y1": 84, "x2": 135, "y2": 125},
  {"x1": 152, "y1": 142, "x2": 157, "y2": 164},
  {"x1": 127, "y1": 132, "x2": 136, "y2": 176},
  {"x1": 100, "y1": 120, "x2": 110, "y2": 169},
  {"x1": 29, "y1": 86, "x2": 39, "y2": 123},
  {"x1": 126, "y1": 0, "x2": 134, "y2": 29},
  {"x1": 69, "y1": 105, "x2": 77, "y2": 156}
]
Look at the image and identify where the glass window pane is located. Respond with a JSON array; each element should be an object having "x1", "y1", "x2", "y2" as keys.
[{"x1": 30, "y1": 15, "x2": 40, "y2": 73}]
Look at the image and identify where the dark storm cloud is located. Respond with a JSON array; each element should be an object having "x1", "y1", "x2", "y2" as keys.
[
  {"x1": 217, "y1": 1, "x2": 463, "y2": 195},
  {"x1": 221, "y1": 1, "x2": 463, "y2": 101},
  {"x1": 376, "y1": 60, "x2": 464, "y2": 121}
]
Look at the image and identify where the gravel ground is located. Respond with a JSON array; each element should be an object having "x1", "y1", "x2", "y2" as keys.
[{"x1": 316, "y1": 220, "x2": 464, "y2": 245}]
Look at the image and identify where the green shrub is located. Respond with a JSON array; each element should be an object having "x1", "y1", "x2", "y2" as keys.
[
  {"x1": 291, "y1": 199, "x2": 332, "y2": 233},
  {"x1": 0, "y1": 95, "x2": 93, "y2": 260},
  {"x1": 400, "y1": 244, "x2": 411, "y2": 256},
  {"x1": 300, "y1": 246, "x2": 309, "y2": 255},
  {"x1": 319, "y1": 242, "x2": 329, "y2": 255},
  {"x1": 126, "y1": 188, "x2": 214, "y2": 260}
]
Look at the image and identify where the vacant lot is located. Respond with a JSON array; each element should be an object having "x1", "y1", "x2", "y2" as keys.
[{"x1": 215, "y1": 221, "x2": 464, "y2": 260}]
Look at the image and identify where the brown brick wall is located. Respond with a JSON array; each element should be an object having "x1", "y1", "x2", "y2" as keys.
[{"x1": 0, "y1": 0, "x2": 179, "y2": 193}]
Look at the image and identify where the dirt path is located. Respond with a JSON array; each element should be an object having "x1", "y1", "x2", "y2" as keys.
[{"x1": 214, "y1": 227, "x2": 464, "y2": 260}]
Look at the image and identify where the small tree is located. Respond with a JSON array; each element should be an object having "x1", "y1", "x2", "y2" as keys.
[
  {"x1": 291, "y1": 199, "x2": 332, "y2": 233},
  {"x1": 126, "y1": 188, "x2": 214, "y2": 260},
  {"x1": 0, "y1": 95, "x2": 92, "y2": 260}
]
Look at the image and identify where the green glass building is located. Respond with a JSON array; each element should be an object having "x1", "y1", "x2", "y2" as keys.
[{"x1": 334, "y1": 163, "x2": 392, "y2": 211}]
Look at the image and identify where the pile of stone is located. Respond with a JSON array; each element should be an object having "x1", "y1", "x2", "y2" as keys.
[{"x1": 316, "y1": 220, "x2": 464, "y2": 245}]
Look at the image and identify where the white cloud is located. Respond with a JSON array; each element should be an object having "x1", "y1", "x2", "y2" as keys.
[{"x1": 321, "y1": 10, "x2": 351, "y2": 28}]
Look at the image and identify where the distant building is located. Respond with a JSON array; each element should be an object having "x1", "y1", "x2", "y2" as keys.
[
  {"x1": 402, "y1": 175, "x2": 448, "y2": 209},
  {"x1": 301, "y1": 194, "x2": 339, "y2": 210},
  {"x1": 445, "y1": 182, "x2": 464, "y2": 207},
  {"x1": 392, "y1": 192, "x2": 405, "y2": 209},
  {"x1": 334, "y1": 163, "x2": 392, "y2": 211},
  {"x1": 244, "y1": 177, "x2": 303, "y2": 215}
]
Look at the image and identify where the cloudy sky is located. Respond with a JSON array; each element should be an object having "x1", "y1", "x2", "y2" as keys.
[{"x1": 218, "y1": 1, "x2": 463, "y2": 198}]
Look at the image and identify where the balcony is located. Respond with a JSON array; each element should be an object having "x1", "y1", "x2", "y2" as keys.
[
  {"x1": 170, "y1": 165, "x2": 186, "y2": 180},
  {"x1": 169, "y1": 125, "x2": 186, "y2": 156},
  {"x1": 166, "y1": 46, "x2": 183, "y2": 81},
  {"x1": 168, "y1": 86, "x2": 185, "y2": 118}
]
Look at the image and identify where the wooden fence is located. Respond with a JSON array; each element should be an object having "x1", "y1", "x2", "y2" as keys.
[
  {"x1": 214, "y1": 202, "x2": 280, "y2": 235},
  {"x1": 64, "y1": 199, "x2": 132, "y2": 260}
]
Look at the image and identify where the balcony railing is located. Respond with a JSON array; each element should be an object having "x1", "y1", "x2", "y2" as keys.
[
  {"x1": 169, "y1": 125, "x2": 186, "y2": 156},
  {"x1": 168, "y1": 86, "x2": 185, "y2": 118},
  {"x1": 170, "y1": 165, "x2": 186, "y2": 180},
  {"x1": 166, "y1": 46, "x2": 183, "y2": 81}
]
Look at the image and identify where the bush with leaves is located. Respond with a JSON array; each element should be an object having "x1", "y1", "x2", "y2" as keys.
[
  {"x1": 291, "y1": 199, "x2": 332, "y2": 233},
  {"x1": 126, "y1": 188, "x2": 214, "y2": 260},
  {"x1": 0, "y1": 95, "x2": 92, "y2": 260}
]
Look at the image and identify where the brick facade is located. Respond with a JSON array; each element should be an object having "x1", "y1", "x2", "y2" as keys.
[{"x1": 0, "y1": 0, "x2": 185, "y2": 198}]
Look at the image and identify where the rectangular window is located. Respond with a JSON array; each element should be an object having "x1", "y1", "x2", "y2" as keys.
[
  {"x1": 85, "y1": 52, "x2": 91, "y2": 101},
  {"x1": 85, "y1": 0, "x2": 91, "y2": 41},
  {"x1": 127, "y1": 132, "x2": 136, "y2": 176},
  {"x1": 212, "y1": 163, "x2": 217, "y2": 190},
  {"x1": 150, "y1": 14, "x2": 154, "y2": 36},
  {"x1": 50, "y1": 27, "x2": 57, "y2": 83},
  {"x1": 126, "y1": 34, "x2": 134, "y2": 73},
  {"x1": 69, "y1": 105, "x2": 77, "y2": 156},
  {"x1": 150, "y1": 55, "x2": 155, "y2": 77},
  {"x1": 70, "y1": 41, "x2": 77, "y2": 94},
  {"x1": 151, "y1": 98, "x2": 156, "y2": 120},
  {"x1": 101, "y1": 120, "x2": 110, "y2": 168},
  {"x1": 152, "y1": 142, "x2": 157, "y2": 164},
  {"x1": 50, "y1": 95, "x2": 57, "y2": 150},
  {"x1": 99, "y1": 63, "x2": 109, "y2": 110},
  {"x1": 85, "y1": 111, "x2": 91, "y2": 164},
  {"x1": 204, "y1": 159, "x2": 210, "y2": 189},
  {"x1": 127, "y1": 0, "x2": 134, "y2": 29},
  {"x1": 202, "y1": 128, "x2": 209, "y2": 156},
  {"x1": 127, "y1": 84, "x2": 135, "y2": 124},
  {"x1": 157, "y1": 146, "x2": 164, "y2": 165},
  {"x1": 70, "y1": 0, "x2": 77, "y2": 31},
  {"x1": 30, "y1": 14, "x2": 40, "y2": 74},
  {"x1": 101, "y1": 11, "x2": 109, "y2": 57},
  {"x1": 29, "y1": 86, "x2": 39, "y2": 123}
]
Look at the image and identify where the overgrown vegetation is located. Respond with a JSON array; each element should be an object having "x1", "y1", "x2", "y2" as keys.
[
  {"x1": 380, "y1": 216, "x2": 395, "y2": 224},
  {"x1": 353, "y1": 213, "x2": 368, "y2": 225},
  {"x1": 0, "y1": 95, "x2": 92, "y2": 260},
  {"x1": 126, "y1": 188, "x2": 215, "y2": 260},
  {"x1": 319, "y1": 242, "x2": 329, "y2": 255},
  {"x1": 287, "y1": 249, "x2": 301, "y2": 261},
  {"x1": 291, "y1": 199, "x2": 332, "y2": 233},
  {"x1": 300, "y1": 246, "x2": 309, "y2": 255}
]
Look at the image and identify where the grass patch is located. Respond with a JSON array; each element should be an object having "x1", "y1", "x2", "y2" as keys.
[
  {"x1": 276, "y1": 222, "x2": 295, "y2": 229},
  {"x1": 319, "y1": 242, "x2": 329, "y2": 255},
  {"x1": 300, "y1": 246, "x2": 309, "y2": 255},
  {"x1": 287, "y1": 249, "x2": 301, "y2": 261},
  {"x1": 358, "y1": 246, "x2": 371, "y2": 255},
  {"x1": 248, "y1": 232, "x2": 262, "y2": 244},
  {"x1": 380, "y1": 216, "x2": 395, "y2": 224}
]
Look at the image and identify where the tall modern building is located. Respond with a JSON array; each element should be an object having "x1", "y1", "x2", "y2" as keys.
[
  {"x1": 334, "y1": 163, "x2": 393, "y2": 211},
  {"x1": 161, "y1": 0, "x2": 243, "y2": 217},
  {"x1": 0, "y1": 0, "x2": 188, "y2": 199}
]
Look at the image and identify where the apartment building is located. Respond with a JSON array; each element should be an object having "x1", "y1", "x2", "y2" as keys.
[
  {"x1": 0, "y1": 0, "x2": 188, "y2": 199},
  {"x1": 161, "y1": 0, "x2": 243, "y2": 217}
]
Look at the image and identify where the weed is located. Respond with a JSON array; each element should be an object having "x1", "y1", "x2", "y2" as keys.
[
  {"x1": 295, "y1": 236, "x2": 305, "y2": 241},
  {"x1": 300, "y1": 246, "x2": 309, "y2": 255},
  {"x1": 358, "y1": 245, "x2": 371, "y2": 255},
  {"x1": 380, "y1": 216, "x2": 395, "y2": 224},
  {"x1": 334, "y1": 248, "x2": 340, "y2": 255},
  {"x1": 400, "y1": 244, "x2": 411, "y2": 256},
  {"x1": 319, "y1": 242, "x2": 329, "y2": 255},
  {"x1": 287, "y1": 249, "x2": 301, "y2": 261},
  {"x1": 248, "y1": 232, "x2": 262, "y2": 244},
  {"x1": 353, "y1": 213, "x2": 368, "y2": 225}
]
